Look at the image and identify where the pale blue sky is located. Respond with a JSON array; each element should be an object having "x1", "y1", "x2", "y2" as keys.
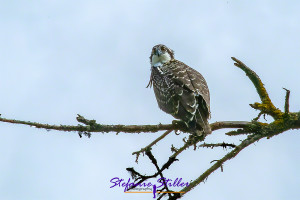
[{"x1": 0, "y1": 1, "x2": 299, "y2": 199}]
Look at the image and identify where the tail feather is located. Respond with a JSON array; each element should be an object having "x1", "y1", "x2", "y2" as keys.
[
  {"x1": 196, "y1": 110, "x2": 211, "y2": 135},
  {"x1": 188, "y1": 110, "x2": 211, "y2": 136}
]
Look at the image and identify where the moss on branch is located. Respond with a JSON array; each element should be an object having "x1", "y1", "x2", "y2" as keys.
[{"x1": 231, "y1": 57, "x2": 282, "y2": 119}]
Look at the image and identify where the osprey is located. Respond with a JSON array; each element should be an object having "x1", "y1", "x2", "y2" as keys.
[{"x1": 148, "y1": 44, "x2": 211, "y2": 136}]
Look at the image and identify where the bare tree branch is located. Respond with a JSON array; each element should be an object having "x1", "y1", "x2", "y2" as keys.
[
  {"x1": 0, "y1": 114, "x2": 251, "y2": 134},
  {"x1": 145, "y1": 151, "x2": 173, "y2": 199},
  {"x1": 132, "y1": 130, "x2": 173, "y2": 163}
]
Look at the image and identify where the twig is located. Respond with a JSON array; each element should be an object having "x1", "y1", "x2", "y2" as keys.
[
  {"x1": 253, "y1": 111, "x2": 264, "y2": 121},
  {"x1": 170, "y1": 144, "x2": 179, "y2": 153},
  {"x1": 210, "y1": 160, "x2": 223, "y2": 172},
  {"x1": 132, "y1": 130, "x2": 173, "y2": 163},
  {"x1": 199, "y1": 142, "x2": 236, "y2": 149},
  {"x1": 283, "y1": 88, "x2": 290, "y2": 113},
  {"x1": 145, "y1": 151, "x2": 173, "y2": 198},
  {"x1": 126, "y1": 156, "x2": 179, "y2": 191},
  {"x1": 225, "y1": 129, "x2": 252, "y2": 136}
]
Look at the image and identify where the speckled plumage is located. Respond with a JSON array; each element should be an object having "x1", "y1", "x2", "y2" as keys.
[{"x1": 149, "y1": 45, "x2": 211, "y2": 136}]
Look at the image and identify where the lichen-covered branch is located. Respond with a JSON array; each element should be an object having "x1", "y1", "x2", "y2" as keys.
[
  {"x1": 0, "y1": 114, "x2": 251, "y2": 135},
  {"x1": 231, "y1": 57, "x2": 282, "y2": 119}
]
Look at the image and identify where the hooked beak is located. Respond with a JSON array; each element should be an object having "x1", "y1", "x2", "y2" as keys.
[{"x1": 155, "y1": 49, "x2": 162, "y2": 56}]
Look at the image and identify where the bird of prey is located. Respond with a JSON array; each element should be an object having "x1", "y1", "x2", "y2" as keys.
[{"x1": 147, "y1": 44, "x2": 211, "y2": 136}]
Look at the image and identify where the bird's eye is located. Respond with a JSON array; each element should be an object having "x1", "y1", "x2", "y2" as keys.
[{"x1": 161, "y1": 46, "x2": 166, "y2": 51}]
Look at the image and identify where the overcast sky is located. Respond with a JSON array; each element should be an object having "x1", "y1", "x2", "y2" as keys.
[{"x1": 0, "y1": 1, "x2": 300, "y2": 200}]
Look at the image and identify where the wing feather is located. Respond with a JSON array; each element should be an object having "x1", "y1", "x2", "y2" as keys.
[{"x1": 163, "y1": 60, "x2": 210, "y2": 119}]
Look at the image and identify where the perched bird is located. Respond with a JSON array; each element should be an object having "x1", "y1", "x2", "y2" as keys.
[{"x1": 147, "y1": 44, "x2": 211, "y2": 136}]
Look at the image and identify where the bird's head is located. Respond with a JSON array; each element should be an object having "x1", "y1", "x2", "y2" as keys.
[{"x1": 150, "y1": 44, "x2": 174, "y2": 67}]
